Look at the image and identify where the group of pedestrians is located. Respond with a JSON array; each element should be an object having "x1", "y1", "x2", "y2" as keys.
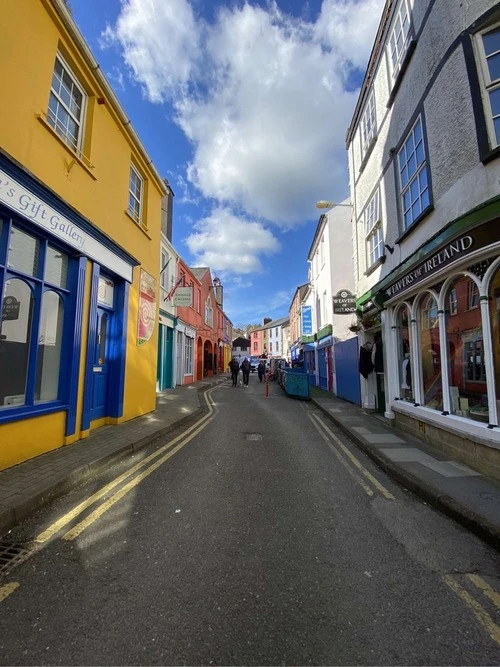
[{"x1": 228, "y1": 357, "x2": 267, "y2": 386}]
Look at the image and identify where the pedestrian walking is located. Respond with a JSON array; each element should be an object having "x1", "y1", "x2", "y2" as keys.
[
  {"x1": 229, "y1": 357, "x2": 240, "y2": 387},
  {"x1": 241, "y1": 357, "x2": 250, "y2": 387},
  {"x1": 257, "y1": 359, "x2": 266, "y2": 383}
]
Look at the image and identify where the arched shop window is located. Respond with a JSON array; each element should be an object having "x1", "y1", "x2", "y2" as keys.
[
  {"x1": 395, "y1": 304, "x2": 413, "y2": 402},
  {"x1": 489, "y1": 264, "x2": 500, "y2": 419},
  {"x1": 418, "y1": 292, "x2": 442, "y2": 411},
  {"x1": 445, "y1": 275, "x2": 485, "y2": 420},
  {"x1": 0, "y1": 220, "x2": 73, "y2": 413}
]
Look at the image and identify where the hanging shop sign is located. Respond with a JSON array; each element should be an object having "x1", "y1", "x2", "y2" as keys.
[
  {"x1": 333, "y1": 290, "x2": 357, "y2": 314},
  {"x1": 384, "y1": 221, "x2": 500, "y2": 300},
  {"x1": 173, "y1": 286, "x2": 193, "y2": 307},
  {"x1": 2, "y1": 295, "x2": 20, "y2": 321},
  {"x1": 301, "y1": 305, "x2": 313, "y2": 335},
  {"x1": 137, "y1": 269, "x2": 157, "y2": 346},
  {"x1": 0, "y1": 168, "x2": 133, "y2": 282}
]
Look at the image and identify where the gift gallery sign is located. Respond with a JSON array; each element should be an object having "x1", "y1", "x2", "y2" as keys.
[{"x1": 0, "y1": 168, "x2": 133, "y2": 282}]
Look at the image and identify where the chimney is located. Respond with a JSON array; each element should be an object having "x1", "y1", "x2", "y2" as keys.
[
  {"x1": 263, "y1": 317, "x2": 272, "y2": 325},
  {"x1": 213, "y1": 277, "x2": 223, "y2": 308},
  {"x1": 161, "y1": 179, "x2": 174, "y2": 242}
]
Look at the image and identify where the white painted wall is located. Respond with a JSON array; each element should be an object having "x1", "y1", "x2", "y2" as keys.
[{"x1": 348, "y1": 0, "x2": 500, "y2": 302}]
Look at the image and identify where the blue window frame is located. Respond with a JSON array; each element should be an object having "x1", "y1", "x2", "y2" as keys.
[
  {"x1": 398, "y1": 116, "x2": 430, "y2": 230},
  {"x1": 0, "y1": 214, "x2": 77, "y2": 421}
]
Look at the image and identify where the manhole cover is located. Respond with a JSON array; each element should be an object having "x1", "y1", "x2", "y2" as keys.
[
  {"x1": 246, "y1": 434, "x2": 263, "y2": 441},
  {"x1": 0, "y1": 541, "x2": 31, "y2": 576}
]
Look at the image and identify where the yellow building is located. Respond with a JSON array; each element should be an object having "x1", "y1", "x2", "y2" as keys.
[{"x1": 0, "y1": 0, "x2": 166, "y2": 470}]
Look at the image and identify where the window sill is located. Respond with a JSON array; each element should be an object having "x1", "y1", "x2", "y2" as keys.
[
  {"x1": 36, "y1": 114, "x2": 97, "y2": 181},
  {"x1": 0, "y1": 401, "x2": 67, "y2": 425},
  {"x1": 395, "y1": 204, "x2": 434, "y2": 244},
  {"x1": 359, "y1": 135, "x2": 378, "y2": 174},
  {"x1": 124, "y1": 209, "x2": 151, "y2": 239},
  {"x1": 364, "y1": 254, "x2": 386, "y2": 276},
  {"x1": 386, "y1": 39, "x2": 417, "y2": 109},
  {"x1": 480, "y1": 144, "x2": 500, "y2": 165},
  {"x1": 392, "y1": 400, "x2": 500, "y2": 449}
]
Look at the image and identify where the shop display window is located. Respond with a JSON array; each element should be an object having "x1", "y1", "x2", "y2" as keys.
[
  {"x1": 0, "y1": 219, "x2": 73, "y2": 414},
  {"x1": 35, "y1": 291, "x2": 65, "y2": 402},
  {"x1": 446, "y1": 276, "x2": 485, "y2": 421},
  {"x1": 489, "y1": 266, "x2": 500, "y2": 417},
  {"x1": 395, "y1": 304, "x2": 413, "y2": 402},
  {"x1": 418, "y1": 293, "x2": 442, "y2": 411},
  {"x1": 0, "y1": 278, "x2": 33, "y2": 407}
]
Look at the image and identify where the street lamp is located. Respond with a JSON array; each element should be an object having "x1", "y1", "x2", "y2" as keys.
[{"x1": 316, "y1": 200, "x2": 352, "y2": 209}]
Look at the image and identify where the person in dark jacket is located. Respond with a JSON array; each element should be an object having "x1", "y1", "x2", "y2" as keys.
[
  {"x1": 257, "y1": 360, "x2": 266, "y2": 382},
  {"x1": 241, "y1": 357, "x2": 250, "y2": 387},
  {"x1": 229, "y1": 357, "x2": 240, "y2": 386}
]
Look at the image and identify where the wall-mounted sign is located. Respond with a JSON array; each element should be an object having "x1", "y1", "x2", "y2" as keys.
[
  {"x1": 2, "y1": 295, "x2": 20, "y2": 321},
  {"x1": 0, "y1": 168, "x2": 134, "y2": 282},
  {"x1": 301, "y1": 305, "x2": 313, "y2": 335},
  {"x1": 333, "y1": 289, "x2": 357, "y2": 314},
  {"x1": 98, "y1": 277, "x2": 115, "y2": 308},
  {"x1": 173, "y1": 286, "x2": 193, "y2": 307},
  {"x1": 384, "y1": 222, "x2": 500, "y2": 300},
  {"x1": 137, "y1": 269, "x2": 157, "y2": 346}
]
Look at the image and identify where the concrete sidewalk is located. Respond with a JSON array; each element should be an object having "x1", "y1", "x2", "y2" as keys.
[
  {"x1": 1, "y1": 376, "x2": 499, "y2": 550},
  {"x1": 0, "y1": 377, "x2": 226, "y2": 538},
  {"x1": 310, "y1": 386, "x2": 500, "y2": 549}
]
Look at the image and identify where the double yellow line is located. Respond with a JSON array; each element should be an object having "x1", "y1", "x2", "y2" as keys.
[
  {"x1": 0, "y1": 386, "x2": 219, "y2": 602},
  {"x1": 443, "y1": 574, "x2": 500, "y2": 646},
  {"x1": 41, "y1": 387, "x2": 218, "y2": 543},
  {"x1": 308, "y1": 411, "x2": 395, "y2": 500}
]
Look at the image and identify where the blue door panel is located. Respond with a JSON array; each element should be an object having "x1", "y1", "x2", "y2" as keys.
[
  {"x1": 334, "y1": 337, "x2": 361, "y2": 405},
  {"x1": 318, "y1": 349, "x2": 328, "y2": 391}
]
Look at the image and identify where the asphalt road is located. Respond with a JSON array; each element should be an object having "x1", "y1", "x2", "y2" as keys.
[{"x1": 1, "y1": 378, "x2": 499, "y2": 665}]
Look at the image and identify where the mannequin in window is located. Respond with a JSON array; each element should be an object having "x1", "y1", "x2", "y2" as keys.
[{"x1": 401, "y1": 352, "x2": 412, "y2": 399}]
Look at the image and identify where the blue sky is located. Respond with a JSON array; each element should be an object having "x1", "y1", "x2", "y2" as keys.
[{"x1": 69, "y1": 0, "x2": 384, "y2": 327}]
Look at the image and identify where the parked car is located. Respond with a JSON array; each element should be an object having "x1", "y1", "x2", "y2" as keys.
[{"x1": 249, "y1": 356, "x2": 259, "y2": 372}]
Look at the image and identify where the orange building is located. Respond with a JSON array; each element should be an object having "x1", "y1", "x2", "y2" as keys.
[{"x1": 174, "y1": 264, "x2": 228, "y2": 381}]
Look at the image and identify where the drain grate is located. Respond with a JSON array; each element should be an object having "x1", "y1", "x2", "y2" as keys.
[{"x1": 0, "y1": 541, "x2": 31, "y2": 576}]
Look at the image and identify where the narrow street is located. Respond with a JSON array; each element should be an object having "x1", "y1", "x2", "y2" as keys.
[{"x1": 0, "y1": 379, "x2": 499, "y2": 666}]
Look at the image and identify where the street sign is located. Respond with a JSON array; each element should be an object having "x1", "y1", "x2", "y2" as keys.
[{"x1": 333, "y1": 289, "x2": 356, "y2": 314}]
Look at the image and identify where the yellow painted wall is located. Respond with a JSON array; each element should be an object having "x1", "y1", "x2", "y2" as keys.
[
  {"x1": 0, "y1": 1, "x2": 164, "y2": 468},
  {"x1": 0, "y1": 412, "x2": 67, "y2": 471}
]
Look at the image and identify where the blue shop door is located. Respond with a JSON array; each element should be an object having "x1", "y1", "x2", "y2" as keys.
[
  {"x1": 318, "y1": 348, "x2": 328, "y2": 390},
  {"x1": 90, "y1": 307, "x2": 112, "y2": 421},
  {"x1": 334, "y1": 337, "x2": 361, "y2": 405}
]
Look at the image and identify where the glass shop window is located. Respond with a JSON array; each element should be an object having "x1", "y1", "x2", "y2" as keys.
[
  {"x1": 0, "y1": 222, "x2": 72, "y2": 413},
  {"x1": 395, "y1": 304, "x2": 413, "y2": 402},
  {"x1": 419, "y1": 293, "x2": 442, "y2": 411},
  {"x1": 446, "y1": 276, "x2": 485, "y2": 421}
]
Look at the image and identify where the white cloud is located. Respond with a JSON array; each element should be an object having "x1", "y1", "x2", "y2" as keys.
[
  {"x1": 102, "y1": 0, "x2": 201, "y2": 102},
  {"x1": 185, "y1": 207, "x2": 280, "y2": 274},
  {"x1": 104, "y1": 0, "x2": 384, "y2": 247},
  {"x1": 315, "y1": 0, "x2": 386, "y2": 70}
]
